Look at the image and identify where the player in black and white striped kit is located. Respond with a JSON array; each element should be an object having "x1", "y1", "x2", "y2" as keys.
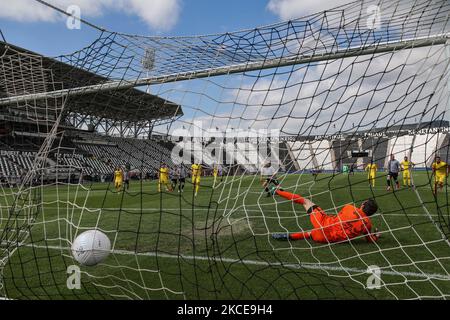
[
  {"x1": 386, "y1": 154, "x2": 400, "y2": 191},
  {"x1": 172, "y1": 164, "x2": 187, "y2": 193},
  {"x1": 123, "y1": 168, "x2": 130, "y2": 190},
  {"x1": 260, "y1": 162, "x2": 280, "y2": 197}
]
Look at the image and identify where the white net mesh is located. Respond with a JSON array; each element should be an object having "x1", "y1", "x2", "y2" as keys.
[{"x1": 1, "y1": 0, "x2": 450, "y2": 299}]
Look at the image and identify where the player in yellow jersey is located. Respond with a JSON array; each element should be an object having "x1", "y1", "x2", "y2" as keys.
[
  {"x1": 432, "y1": 156, "x2": 449, "y2": 195},
  {"x1": 158, "y1": 163, "x2": 172, "y2": 192},
  {"x1": 400, "y1": 156, "x2": 414, "y2": 188},
  {"x1": 212, "y1": 164, "x2": 219, "y2": 187},
  {"x1": 191, "y1": 163, "x2": 202, "y2": 197},
  {"x1": 365, "y1": 160, "x2": 378, "y2": 187},
  {"x1": 114, "y1": 167, "x2": 123, "y2": 192}
]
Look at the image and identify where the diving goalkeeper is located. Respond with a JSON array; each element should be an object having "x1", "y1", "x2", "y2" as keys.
[{"x1": 271, "y1": 187, "x2": 380, "y2": 243}]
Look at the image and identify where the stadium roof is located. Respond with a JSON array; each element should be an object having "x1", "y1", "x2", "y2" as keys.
[{"x1": 0, "y1": 41, "x2": 182, "y2": 123}]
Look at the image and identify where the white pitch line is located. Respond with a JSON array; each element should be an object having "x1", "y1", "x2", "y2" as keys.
[
  {"x1": 8, "y1": 242, "x2": 450, "y2": 281},
  {"x1": 122, "y1": 251, "x2": 450, "y2": 281}
]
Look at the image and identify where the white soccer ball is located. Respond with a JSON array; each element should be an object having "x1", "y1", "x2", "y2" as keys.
[{"x1": 71, "y1": 230, "x2": 111, "y2": 266}]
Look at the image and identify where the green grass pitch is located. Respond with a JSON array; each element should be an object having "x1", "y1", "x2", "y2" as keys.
[{"x1": 1, "y1": 171, "x2": 449, "y2": 299}]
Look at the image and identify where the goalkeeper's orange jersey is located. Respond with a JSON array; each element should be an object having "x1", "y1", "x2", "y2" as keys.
[{"x1": 310, "y1": 205, "x2": 376, "y2": 243}]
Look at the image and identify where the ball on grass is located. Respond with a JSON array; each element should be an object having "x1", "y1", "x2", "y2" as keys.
[{"x1": 71, "y1": 230, "x2": 111, "y2": 266}]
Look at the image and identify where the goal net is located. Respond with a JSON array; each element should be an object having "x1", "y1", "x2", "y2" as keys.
[{"x1": 1, "y1": 0, "x2": 450, "y2": 299}]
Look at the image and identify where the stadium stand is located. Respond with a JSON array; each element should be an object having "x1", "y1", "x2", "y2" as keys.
[
  {"x1": 331, "y1": 137, "x2": 360, "y2": 170},
  {"x1": 311, "y1": 140, "x2": 334, "y2": 170},
  {"x1": 286, "y1": 140, "x2": 315, "y2": 171},
  {"x1": 3, "y1": 130, "x2": 450, "y2": 182},
  {"x1": 277, "y1": 141, "x2": 297, "y2": 172},
  {"x1": 411, "y1": 133, "x2": 440, "y2": 167},
  {"x1": 361, "y1": 136, "x2": 389, "y2": 170},
  {"x1": 436, "y1": 134, "x2": 450, "y2": 163}
]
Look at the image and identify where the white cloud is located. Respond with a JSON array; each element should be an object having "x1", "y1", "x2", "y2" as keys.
[
  {"x1": 122, "y1": 0, "x2": 181, "y2": 32},
  {"x1": 0, "y1": 0, "x2": 58, "y2": 22},
  {"x1": 267, "y1": 0, "x2": 352, "y2": 20},
  {"x1": 0, "y1": 0, "x2": 181, "y2": 31}
]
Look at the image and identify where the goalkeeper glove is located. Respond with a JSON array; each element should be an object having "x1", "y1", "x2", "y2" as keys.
[{"x1": 268, "y1": 185, "x2": 278, "y2": 195}]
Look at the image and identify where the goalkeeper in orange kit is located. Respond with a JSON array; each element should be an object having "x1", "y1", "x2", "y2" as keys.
[{"x1": 271, "y1": 187, "x2": 380, "y2": 243}]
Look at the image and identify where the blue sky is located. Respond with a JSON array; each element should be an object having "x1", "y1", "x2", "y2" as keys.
[
  {"x1": 0, "y1": 0, "x2": 346, "y2": 57},
  {"x1": 0, "y1": 1, "x2": 279, "y2": 56}
]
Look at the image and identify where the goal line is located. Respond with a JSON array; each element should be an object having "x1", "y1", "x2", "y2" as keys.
[{"x1": 6, "y1": 242, "x2": 450, "y2": 281}]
